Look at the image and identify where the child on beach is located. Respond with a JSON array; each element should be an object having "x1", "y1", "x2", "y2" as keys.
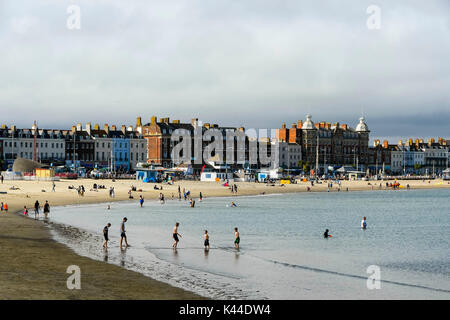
[
  {"x1": 204, "y1": 230, "x2": 210, "y2": 250},
  {"x1": 139, "y1": 195, "x2": 144, "y2": 207},
  {"x1": 234, "y1": 227, "x2": 240, "y2": 249},
  {"x1": 23, "y1": 206, "x2": 28, "y2": 216},
  {"x1": 103, "y1": 223, "x2": 111, "y2": 249},
  {"x1": 172, "y1": 222, "x2": 182, "y2": 249},
  {"x1": 120, "y1": 217, "x2": 129, "y2": 249}
]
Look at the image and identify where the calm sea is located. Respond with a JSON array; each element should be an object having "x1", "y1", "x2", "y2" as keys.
[{"x1": 48, "y1": 188, "x2": 450, "y2": 299}]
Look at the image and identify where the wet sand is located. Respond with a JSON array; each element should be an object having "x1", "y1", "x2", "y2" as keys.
[{"x1": 0, "y1": 178, "x2": 449, "y2": 299}]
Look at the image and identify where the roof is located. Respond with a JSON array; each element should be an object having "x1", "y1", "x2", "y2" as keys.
[{"x1": 301, "y1": 114, "x2": 316, "y2": 130}]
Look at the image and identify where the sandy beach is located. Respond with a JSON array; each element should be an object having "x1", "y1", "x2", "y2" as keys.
[{"x1": 0, "y1": 178, "x2": 449, "y2": 299}]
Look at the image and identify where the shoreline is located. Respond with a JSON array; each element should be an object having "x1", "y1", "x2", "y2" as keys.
[{"x1": 1, "y1": 178, "x2": 449, "y2": 299}]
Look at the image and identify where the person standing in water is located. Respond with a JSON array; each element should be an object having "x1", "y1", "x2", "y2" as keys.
[
  {"x1": 204, "y1": 230, "x2": 210, "y2": 250},
  {"x1": 120, "y1": 217, "x2": 129, "y2": 249},
  {"x1": 43, "y1": 201, "x2": 50, "y2": 219},
  {"x1": 199, "y1": 192, "x2": 203, "y2": 201},
  {"x1": 34, "y1": 200, "x2": 40, "y2": 219},
  {"x1": 323, "y1": 229, "x2": 331, "y2": 238},
  {"x1": 103, "y1": 223, "x2": 111, "y2": 249},
  {"x1": 361, "y1": 217, "x2": 367, "y2": 230},
  {"x1": 234, "y1": 227, "x2": 240, "y2": 249},
  {"x1": 172, "y1": 222, "x2": 182, "y2": 249}
]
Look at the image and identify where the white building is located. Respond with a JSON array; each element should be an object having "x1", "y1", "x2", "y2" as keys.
[{"x1": 277, "y1": 141, "x2": 302, "y2": 169}]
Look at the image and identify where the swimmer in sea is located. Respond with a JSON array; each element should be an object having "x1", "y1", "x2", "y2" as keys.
[
  {"x1": 204, "y1": 230, "x2": 210, "y2": 250},
  {"x1": 231, "y1": 202, "x2": 237, "y2": 207},
  {"x1": 172, "y1": 222, "x2": 182, "y2": 249},
  {"x1": 234, "y1": 227, "x2": 240, "y2": 249},
  {"x1": 323, "y1": 229, "x2": 331, "y2": 238}
]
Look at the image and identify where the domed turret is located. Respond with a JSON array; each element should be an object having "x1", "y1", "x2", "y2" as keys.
[
  {"x1": 302, "y1": 114, "x2": 316, "y2": 130},
  {"x1": 355, "y1": 117, "x2": 369, "y2": 132}
]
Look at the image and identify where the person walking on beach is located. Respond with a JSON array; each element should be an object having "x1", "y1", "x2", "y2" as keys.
[
  {"x1": 139, "y1": 195, "x2": 144, "y2": 207},
  {"x1": 204, "y1": 230, "x2": 210, "y2": 250},
  {"x1": 199, "y1": 192, "x2": 203, "y2": 201},
  {"x1": 103, "y1": 223, "x2": 111, "y2": 249},
  {"x1": 120, "y1": 217, "x2": 129, "y2": 249},
  {"x1": 43, "y1": 201, "x2": 50, "y2": 219},
  {"x1": 172, "y1": 222, "x2": 182, "y2": 250},
  {"x1": 234, "y1": 227, "x2": 240, "y2": 249},
  {"x1": 34, "y1": 200, "x2": 40, "y2": 219},
  {"x1": 52, "y1": 181, "x2": 56, "y2": 192},
  {"x1": 1, "y1": 174, "x2": 3, "y2": 184},
  {"x1": 361, "y1": 217, "x2": 367, "y2": 230}
]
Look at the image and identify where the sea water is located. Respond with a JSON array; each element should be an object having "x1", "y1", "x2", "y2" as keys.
[{"x1": 48, "y1": 188, "x2": 450, "y2": 299}]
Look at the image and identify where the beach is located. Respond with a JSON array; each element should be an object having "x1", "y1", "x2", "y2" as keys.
[{"x1": 1, "y1": 178, "x2": 449, "y2": 299}]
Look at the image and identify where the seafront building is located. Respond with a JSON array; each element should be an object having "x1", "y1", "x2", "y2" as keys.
[
  {"x1": 0, "y1": 116, "x2": 448, "y2": 176},
  {"x1": 275, "y1": 115, "x2": 370, "y2": 174},
  {"x1": 0, "y1": 119, "x2": 147, "y2": 172}
]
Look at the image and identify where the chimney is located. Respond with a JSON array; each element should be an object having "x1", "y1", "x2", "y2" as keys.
[
  {"x1": 172, "y1": 120, "x2": 180, "y2": 124},
  {"x1": 86, "y1": 122, "x2": 92, "y2": 135},
  {"x1": 136, "y1": 116, "x2": 142, "y2": 127},
  {"x1": 151, "y1": 116, "x2": 157, "y2": 125},
  {"x1": 408, "y1": 138, "x2": 413, "y2": 146},
  {"x1": 292, "y1": 123, "x2": 297, "y2": 128},
  {"x1": 282, "y1": 122, "x2": 286, "y2": 129},
  {"x1": 76, "y1": 123, "x2": 82, "y2": 131},
  {"x1": 398, "y1": 139, "x2": 403, "y2": 146},
  {"x1": 204, "y1": 123, "x2": 210, "y2": 129},
  {"x1": 383, "y1": 140, "x2": 389, "y2": 149},
  {"x1": 71, "y1": 126, "x2": 76, "y2": 133},
  {"x1": 341, "y1": 124, "x2": 348, "y2": 130},
  {"x1": 111, "y1": 125, "x2": 117, "y2": 131},
  {"x1": 297, "y1": 120, "x2": 303, "y2": 128},
  {"x1": 326, "y1": 122, "x2": 331, "y2": 129},
  {"x1": 128, "y1": 125, "x2": 133, "y2": 132},
  {"x1": 191, "y1": 118, "x2": 198, "y2": 127},
  {"x1": 121, "y1": 125, "x2": 126, "y2": 134},
  {"x1": 314, "y1": 123, "x2": 320, "y2": 129},
  {"x1": 94, "y1": 124, "x2": 100, "y2": 130},
  {"x1": 11, "y1": 125, "x2": 16, "y2": 132},
  {"x1": 104, "y1": 124, "x2": 109, "y2": 134}
]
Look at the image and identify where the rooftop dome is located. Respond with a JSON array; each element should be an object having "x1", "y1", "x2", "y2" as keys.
[
  {"x1": 302, "y1": 114, "x2": 316, "y2": 130},
  {"x1": 355, "y1": 117, "x2": 369, "y2": 132}
]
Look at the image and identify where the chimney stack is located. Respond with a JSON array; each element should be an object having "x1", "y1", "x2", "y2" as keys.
[
  {"x1": 151, "y1": 116, "x2": 157, "y2": 125},
  {"x1": 121, "y1": 125, "x2": 126, "y2": 134},
  {"x1": 104, "y1": 124, "x2": 109, "y2": 134},
  {"x1": 76, "y1": 123, "x2": 82, "y2": 131},
  {"x1": 383, "y1": 140, "x2": 389, "y2": 149}
]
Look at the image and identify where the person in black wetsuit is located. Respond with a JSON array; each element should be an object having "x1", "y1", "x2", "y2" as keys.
[{"x1": 324, "y1": 229, "x2": 331, "y2": 238}]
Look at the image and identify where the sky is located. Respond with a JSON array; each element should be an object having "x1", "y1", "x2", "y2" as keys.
[{"x1": 0, "y1": 0, "x2": 449, "y2": 142}]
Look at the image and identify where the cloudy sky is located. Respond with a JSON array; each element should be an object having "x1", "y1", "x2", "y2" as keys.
[{"x1": 1, "y1": 0, "x2": 449, "y2": 142}]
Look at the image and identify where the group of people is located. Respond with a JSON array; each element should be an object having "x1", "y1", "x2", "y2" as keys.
[
  {"x1": 323, "y1": 216, "x2": 367, "y2": 238},
  {"x1": 102, "y1": 219, "x2": 241, "y2": 251},
  {"x1": 0, "y1": 202, "x2": 8, "y2": 212},
  {"x1": 23, "y1": 200, "x2": 50, "y2": 219}
]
